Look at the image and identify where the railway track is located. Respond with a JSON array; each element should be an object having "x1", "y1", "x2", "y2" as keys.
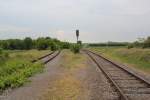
[
  {"x1": 84, "y1": 49, "x2": 150, "y2": 100},
  {"x1": 32, "y1": 50, "x2": 61, "y2": 64}
]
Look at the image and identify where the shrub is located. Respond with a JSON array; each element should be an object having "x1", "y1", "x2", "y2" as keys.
[
  {"x1": 50, "y1": 42, "x2": 59, "y2": 51},
  {"x1": 0, "y1": 48, "x2": 9, "y2": 62},
  {"x1": 61, "y1": 42, "x2": 70, "y2": 49},
  {"x1": 0, "y1": 48, "x2": 3, "y2": 54},
  {"x1": 127, "y1": 44, "x2": 133, "y2": 49},
  {"x1": 70, "y1": 44, "x2": 81, "y2": 54},
  {"x1": 143, "y1": 37, "x2": 150, "y2": 48},
  {"x1": 0, "y1": 59, "x2": 43, "y2": 90}
]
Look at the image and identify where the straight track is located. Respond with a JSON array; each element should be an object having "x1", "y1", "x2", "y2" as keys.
[{"x1": 84, "y1": 49, "x2": 150, "y2": 100}]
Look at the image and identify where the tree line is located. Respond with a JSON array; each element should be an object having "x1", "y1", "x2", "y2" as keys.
[
  {"x1": 127, "y1": 36, "x2": 150, "y2": 49},
  {"x1": 0, "y1": 37, "x2": 70, "y2": 51},
  {"x1": 88, "y1": 36, "x2": 150, "y2": 49},
  {"x1": 89, "y1": 42, "x2": 128, "y2": 47}
]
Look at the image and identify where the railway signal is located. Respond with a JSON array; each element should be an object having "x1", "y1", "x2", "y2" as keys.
[{"x1": 76, "y1": 30, "x2": 79, "y2": 43}]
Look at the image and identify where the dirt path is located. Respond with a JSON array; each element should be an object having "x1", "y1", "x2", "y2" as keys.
[{"x1": 2, "y1": 50, "x2": 113, "y2": 100}]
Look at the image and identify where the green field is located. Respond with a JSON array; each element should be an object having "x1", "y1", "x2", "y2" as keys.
[
  {"x1": 89, "y1": 47, "x2": 150, "y2": 73},
  {"x1": 0, "y1": 50, "x2": 50, "y2": 90}
]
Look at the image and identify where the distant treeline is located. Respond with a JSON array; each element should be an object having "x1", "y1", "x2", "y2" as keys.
[
  {"x1": 89, "y1": 42, "x2": 128, "y2": 47},
  {"x1": 0, "y1": 37, "x2": 70, "y2": 50},
  {"x1": 127, "y1": 36, "x2": 150, "y2": 49},
  {"x1": 88, "y1": 36, "x2": 150, "y2": 49}
]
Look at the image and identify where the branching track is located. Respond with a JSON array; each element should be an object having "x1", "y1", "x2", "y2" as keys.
[
  {"x1": 84, "y1": 49, "x2": 150, "y2": 100},
  {"x1": 32, "y1": 51, "x2": 61, "y2": 64}
]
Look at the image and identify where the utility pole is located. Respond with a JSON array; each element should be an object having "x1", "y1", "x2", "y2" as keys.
[{"x1": 76, "y1": 29, "x2": 79, "y2": 43}]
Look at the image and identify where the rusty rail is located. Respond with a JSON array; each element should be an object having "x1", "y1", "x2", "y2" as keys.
[
  {"x1": 87, "y1": 49, "x2": 150, "y2": 86},
  {"x1": 83, "y1": 49, "x2": 150, "y2": 100},
  {"x1": 84, "y1": 49, "x2": 128, "y2": 100},
  {"x1": 32, "y1": 51, "x2": 60, "y2": 64}
]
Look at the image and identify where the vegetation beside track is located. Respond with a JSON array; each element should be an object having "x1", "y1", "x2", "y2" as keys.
[
  {"x1": 0, "y1": 37, "x2": 71, "y2": 50},
  {"x1": 0, "y1": 50, "x2": 50, "y2": 90},
  {"x1": 41, "y1": 50, "x2": 87, "y2": 99},
  {"x1": 61, "y1": 50, "x2": 86, "y2": 70},
  {"x1": 9, "y1": 50, "x2": 50, "y2": 61},
  {"x1": 89, "y1": 47, "x2": 150, "y2": 73}
]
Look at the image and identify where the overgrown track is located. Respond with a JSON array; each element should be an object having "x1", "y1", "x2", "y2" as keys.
[
  {"x1": 32, "y1": 51, "x2": 61, "y2": 64},
  {"x1": 83, "y1": 49, "x2": 150, "y2": 100}
]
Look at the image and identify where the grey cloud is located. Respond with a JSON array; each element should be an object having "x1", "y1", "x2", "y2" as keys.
[{"x1": 0, "y1": 0, "x2": 150, "y2": 42}]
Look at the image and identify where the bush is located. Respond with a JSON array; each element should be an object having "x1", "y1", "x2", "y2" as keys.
[
  {"x1": 0, "y1": 48, "x2": 3, "y2": 54},
  {"x1": 143, "y1": 37, "x2": 150, "y2": 48},
  {"x1": 70, "y1": 44, "x2": 81, "y2": 53},
  {"x1": 127, "y1": 44, "x2": 134, "y2": 49},
  {"x1": 50, "y1": 42, "x2": 59, "y2": 51},
  {"x1": 0, "y1": 59, "x2": 43, "y2": 90},
  {"x1": 61, "y1": 42, "x2": 70, "y2": 49},
  {"x1": 0, "y1": 48, "x2": 9, "y2": 61}
]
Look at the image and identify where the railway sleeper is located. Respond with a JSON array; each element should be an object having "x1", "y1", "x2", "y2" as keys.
[
  {"x1": 110, "y1": 75, "x2": 134, "y2": 78},
  {"x1": 102, "y1": 67, "x2": 120, "y2": 70},
  {"x1": 125, "y1": 94, "x2": 150, "y2": 100},
  {"x1": 103, "y1": 93, "x2": 120, "y2": 100},
  {"x1": 108, "y1": 73, "x2": 132, "y2": 77},
  {"x1": 112, "y1": 77, "x2": 137, "y2": 80},
  {"x1": 119, "y1": 83, "x2": 149, "y2": 88},
  {"x1": 105, "y1": 70, "x2": 123, "y2": 72},
  {"x1": 115, "y1": 79, "x2": 142, "y2": 83},
  {"x1": 123, "y1": 88, "x2": 150, "y2": 94}
]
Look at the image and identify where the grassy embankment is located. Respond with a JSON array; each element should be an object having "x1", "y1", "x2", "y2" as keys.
[
  {"x1": 90, "y1": 47, "x2": 150, "y2": 73},
  {"x1": 0, "y1": 50, "x2": 50, "y2": 90},
  {"x1": 42, "y1": 50, "x2": 87, "y2": 100}
]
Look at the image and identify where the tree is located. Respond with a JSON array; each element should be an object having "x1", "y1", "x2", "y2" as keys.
[
  {"x1": 24, "y1": 37, "x2": 33, "y2": 50},
  {"x1": 143, "y1": 37, "x2": 150, "y2": 48},
  {"x1": 0, "y1": 36, "x2": 68, "y2": 50},
  {"x1": 36, "y1": 38, "x2": 49, "y2": 50},
  {"x1": 61, "y1": 42, "x2": 70, "y2": 49},
  {"x1": 50, "y1": 42, "x2": 58, "y2": 51}
]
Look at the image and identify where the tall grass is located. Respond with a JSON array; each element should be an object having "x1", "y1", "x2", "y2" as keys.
[
  {"x1": 9, "y1": 50, "x2": 50, "y2": 61},
  {"x1": 90, "y1": 47, "x2": 150, "y2": 72},
  {"x1": 0, "y1": 50, "x2": 49, "y2": 90}
]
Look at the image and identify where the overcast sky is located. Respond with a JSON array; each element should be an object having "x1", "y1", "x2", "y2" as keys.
[{"x1": 0, "y1": 0, "x2": 150, "y2": 42}]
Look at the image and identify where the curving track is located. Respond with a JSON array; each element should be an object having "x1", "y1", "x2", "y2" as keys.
[
  {"x1": 84, "y1": 49, "x2": 150, "y2": 100},
  {"x1": 32, "y1": 50, "x2": 61, "y2": 64}
]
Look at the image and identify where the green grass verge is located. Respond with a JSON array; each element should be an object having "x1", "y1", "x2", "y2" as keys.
[
  {"x1": 0, "y1": 50, "x2": 50, "y2": 90},
  {"x1": 61, "y1": 50, "x2": 86, "y2": 70},
  {"x1": 9, "y1": 49, "x2": 50, "y2": 61},
  {"x1": 89, "y1": 47, "x2": 150, "y2": 73}
]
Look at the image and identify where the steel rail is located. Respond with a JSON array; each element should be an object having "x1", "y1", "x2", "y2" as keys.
[
  {"x1": 86, "y1": 49, "x2": 150, "y2": 86},
  {"x1": 83, "y1": 50, "x2": 128, "y2": 100},
  {"x1": 43, "y1": 51, "x2": 61, "y2": 64},
  {"x1": 31, "y1": 51, "x2": 55, "y2": 63},
  {"x1": 32, "y1": 51, "x2": 60, "y2": 64},
  {"x1": 84, "y1": 49, "x2": 150, "y2": 100}
]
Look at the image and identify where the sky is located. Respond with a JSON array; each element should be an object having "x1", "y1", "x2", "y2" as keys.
[{"x1": 0, "y1": 0, "x2": 150, "y2": 43}]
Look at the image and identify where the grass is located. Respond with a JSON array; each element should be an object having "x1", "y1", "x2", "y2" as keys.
[
  {"x1": 9, "y1": 49, "x2": 50, "y2": 61},
  {"x1": 0, "y1": 49, "x2": 50, "y2": 90},
  {"x1": 42, "y1": 75, "x2": 82, "y2": 100},
  {"x1": 89, "y1": 47, "x2": 150, "y2": 73},
  {"x1": 61, "y1": 50, "x2": 86, "y2": 70}
]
